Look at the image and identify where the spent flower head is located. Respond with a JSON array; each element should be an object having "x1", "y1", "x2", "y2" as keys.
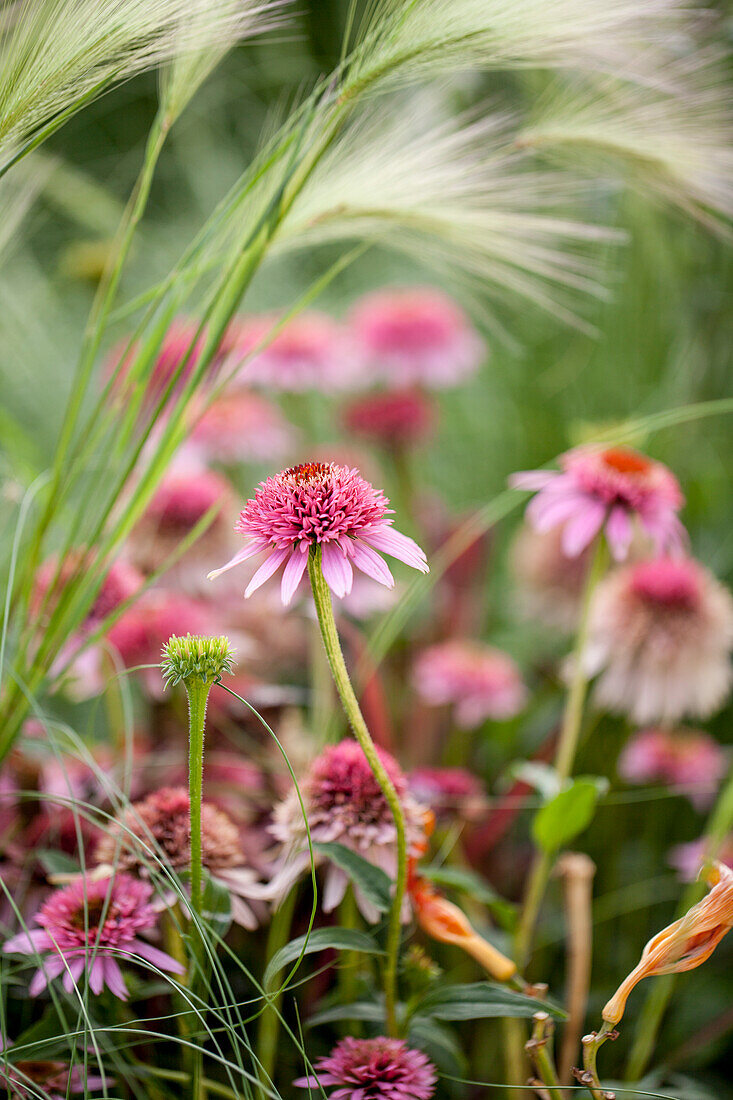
[{"x1": 161, "y1": 634, "x2": 235, "y2": 689}]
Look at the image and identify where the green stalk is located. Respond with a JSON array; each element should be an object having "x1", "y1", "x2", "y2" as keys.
[
  {"x1": 514, "y1": 536, "x2": 607, "y2": 970},
  {"x1": 625, "y1": 763, "x2": 733, "y2": 1080},
  {"x1": 256, "y1": 884, "x2": 299, "y2": 1086},
  {"x1": 185, "y1": 679, "x2": 209, "y2": 917},
  {"x1": 307, "y1": 547, "x2": 406, "y2": 1038}
]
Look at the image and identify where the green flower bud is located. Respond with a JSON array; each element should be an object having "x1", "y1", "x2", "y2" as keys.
[{"x1": 161, "y1": 634, "x2": 235, "y2": 689}]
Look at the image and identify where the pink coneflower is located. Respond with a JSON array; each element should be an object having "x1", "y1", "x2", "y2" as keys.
[
  {"x1": 510, "y1": 445, "x2": 686, "y2": 560},
  {"x1": 95, "y1": 787, "x2": 264, "y2": 929},
  {"x1": 294, "y1": 1037, "x2": 437, "y2": 1099},
  {"x1": 105, "y1": 319, "x2": 208, "y2": 408},
  {"x1": 0, "y1": 1039, "x2": 104, "y2": 1099},
  {"x1": 224, "y1": 312, "x2": 364, "y2": 392},
  {"x1": 619, "y1": 728, "x2": 727, "y2": 811},
  {"x1": 582, "y1": 556, "x2": 733, "y2": 724},
  {"x1": 409, "y1": 767, "x2": 487, "y2": 822},
  {"x1": 268, "y1": 739, "x2": 428, "y2": 921},
  {"x1": 350, "y1": 287, "x2": 484, "y2": 389},
  {"x1": 3, "y1": 875, "x2": 184, "y2": 999},
  {"x1": 32, "y1": 556, "x2": 142, "y2": 629},
  {"x1": 107, "y1": 591, "x2": 214, "y2": 697},
  {"x1": 412, "y1": 641, "x2": 527, "y2": 728},
  {"x1": 187, "y1": 391, "x2": 294, "y2": 465},
  {"x1": 342, "y1": 390, "x2": 434, "y2": 449},
  {"x1": 208, "y1": 462, "x2": 428, "y2": 605}
]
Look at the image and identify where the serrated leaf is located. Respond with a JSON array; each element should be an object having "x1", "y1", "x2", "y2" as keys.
[
  {"x1": 313, "y1": 841, "x2": 392, "y2": 912},
  {"x1": 264, "y1": 927, "x2": 383, "y2": 989},
  {"x1": 532, "y1": 777, "x2": 607, "y2": 853},
  {"x1": 419, "y1": 865, "x2": 517, "y2": 931},
  {"x1": 414, "y1": 982, "x2": 566, "y2": 1022}
]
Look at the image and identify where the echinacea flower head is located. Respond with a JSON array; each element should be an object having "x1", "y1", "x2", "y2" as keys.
[
  {"x1": 224, "y1": 312, "x2": 364, "y2": 392},
  {"x1": 0, "y1": 1040, "x2": 104, "y2": 1100},
  {"x1": 412, "y1": 641, "x2": 527, "y2": 728},
  {"x1": 602, "y1": 861, "x2": 733, "y2": 1025},
  {"x1": 161, "y1": 634, "x2": 235, "y2": 688},
  {"x1": 342, "y1": 390, "x2": 434, "y2": 449},
  {"x1": 208, "y1": 462, "x2": 428, "y2": 605},
  {"x1": 269, "y1": 739, "x2": 429, "y2": 921},
  {"x1": 294, "y1": 1037, "x2": 437, "y2": 1100},
  {"x1": 510, "y1": 445, "x2": 686, "y2": 560},
  {"x1": 619, "y1": 728, "x2": 727, "y2": 811},
  {"x1": 3, "y1": 874, "x2": 183, "y2": 999},
  {"x1": 94, "y1": 787, "x2": 263, "y2": 929},
  {"x1": 583, "y1": 556, "x2": 733, "y2": 724},
  {"x1": 349, "y1": 287, "x2": 484, "y2": 389},
  {"x1": 188, "y1": 391, "x2": 294, "y2": 464}
]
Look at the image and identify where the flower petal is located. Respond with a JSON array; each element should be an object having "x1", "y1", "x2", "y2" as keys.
[
  {"x1": 3, "y1": 928, "x2": 51, "y2": 955},
  {"x1": 320, "y1": 543, "x2": 354, "y2": 598},
  {"x1": 207, "y1": 541, "x2": 267, "y2": 581},
  {"x1": 281, "y1": 545, "x2": 309, "y2": 605},
  {"x1": 245, "y1": 546, "x2": 291, "y2": 598},
  {"x1": 361, "y1": 525, "x2": 428, "y2": 572},
  {"x1": 131, "y1": 939, "x2": 186, "y2": 975},
  {"x1": 606, "y1": 506, "x2": 633, "y2": 560},
  {"x1": 509, "y1": 470, "x2": 558, "y2": 491},
  {"x1": 350, "y1": 540, "x2": 395, "y2": 588},
  {"x1": 103, "y1": 957, "x2": 129, "y2": 1000},
  {"x1": 561, "y1": 501, "x2": 606, "y2": 557}
]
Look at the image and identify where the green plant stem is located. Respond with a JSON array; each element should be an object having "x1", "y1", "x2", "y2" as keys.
[
  {"x1": 526, "y1": 1012, "x2": 564, "y2": 1100},
  {"x1": 307, "y1": 547, "x2": 406, "y2": 1038},
  {"x1": 256, "y1": 884, "x2": 299, "y2": 1085},
  {"x1": 581, "y1": 1022, "x2": 616, "y2": 1099},
  {"x1": 625, "y1": 762, "x2": 733, "y2": 1080},
  {"x1": 514, "y1": 537, "x2": 606, "y2": 971}
]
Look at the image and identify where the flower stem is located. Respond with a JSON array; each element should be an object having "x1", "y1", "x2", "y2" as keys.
[
  {"x1": 580, "y1": 1022, "x2": 617, "y2": 1099},
  {"x1": 185, "y1": 679, "x2": 210, "y2": 916},
  {"x1": 515, "y1": 537, "x2": 606, "y2": 970},
  {"x1": 307, "y1": 547, "x2": 407, "y2": 1037},
  {"x1": 256, "y1": 884, "x2": 299, "y2": 1086}
]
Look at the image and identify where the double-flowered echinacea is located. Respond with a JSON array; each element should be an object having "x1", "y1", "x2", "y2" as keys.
[{"x1": 209, "y1": 462, "x2": 428, "y2": 604}]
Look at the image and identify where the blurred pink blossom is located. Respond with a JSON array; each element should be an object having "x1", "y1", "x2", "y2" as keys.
[
  {"x1": 413, "y1": 640, "x2": 527, "y2": 728},
  {"x1": 619, "y1": 727, "x2": 727, "y2": 810}
]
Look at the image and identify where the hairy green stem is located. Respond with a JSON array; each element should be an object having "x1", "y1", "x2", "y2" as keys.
[
  {"x1": 307, "y1": 547, "x2": 406, "y2": 1037},
  {"x1": 626, "y1": 763, "x2": 733, "y2": 1080}
]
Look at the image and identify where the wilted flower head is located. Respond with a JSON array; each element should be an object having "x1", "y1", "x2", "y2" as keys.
[
  {"x1": 409, "y1": 767, "x2": 487, "y2": 822},
  {"x1": 294, "y1": 1036, "x2": 437, "y2": 1100},
  {"x1": 95, "y1": 787, "x2": 262, "y2": 929},
  {"x1": 510, "y1": 445, "x2": 686, "y2": 560},
  {"x1": 413, "y1": 640, "x2": 527, "y2": 728},
  {"x1": 3, "y1": 875, "x2": 183, "y2": 999},
  {"x1": 602, "y1": 861, "x2": 733, "y2": 1025},
  {"x1": 619, "y1": 727, "x2": 727, "y2": 811},
  {"x1": 225, "y1": 312, "x2": 364, "y2": 392},
  {"x1": 409, "y1": 871, "x2": 516, "y2": 982},
  {"x1": 0, "y1": 1039, "x2": 104, "y2": 1099},
  {"x1": 187, "y1": 391, "x2": 294, "y2": 464},
  {"x1": 269, "y1": 739, "x2": 428, "y2": 921},
  {"x1": 583, "y1": 556, "x2": 733, "y2": 724},
  {"x1": 342, "y1": 390, "x2": 435, "y2": 449},
  {"x1": 350, "y1": 287, "x2": 484, "y2": 389},
  {"x1": 208, "y1": 462, "x2": 428, "y2": 605}
]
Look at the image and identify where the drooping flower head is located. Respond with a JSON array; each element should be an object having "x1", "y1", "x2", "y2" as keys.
[
  {"x1": 350, "y1": 287, "x2": 484, "y2": 389},
  {"x1": 187, "y1": 391, "x2": 295, "y2": 464},
  {"x1": 208, "y1": 462, "x2": 428, "y2": 605},
  {"x1": 224, "y1": 312, "x2": 364, "y2": 392},
  {"x1": 268, "y1": 739, "x2": 429, "y2": 921},
  {"x1": 413, "y1": 641, "x2": 527, "y2": 728},
  {"x1": 94, "y1": 787, "x2": 263, "y2": 929},
  {"x1": 619, "y1": 727, "x2": 727, "y2": 811},
  {"x1": 342, "y1": 390, "x2": 434, "y2": 450},
  {"x1": 583, "y1": 556, "x2": 733, "y2": 724},
  {"x1": 0, "y1": 1040, "x2": 104, "y2": 1099},
  {"x1": 510, "y1": 445, "x2": 686, "y2": 560},
  {"x1": 602, "y1": 861, "x2": 733, "y2": 1025},
  {"x1": 3, "y1": 875, "x2": 184, "y2": 999},
  {"x1": 294, "y1": 1037, "x2": 437, "y2": 1100}
]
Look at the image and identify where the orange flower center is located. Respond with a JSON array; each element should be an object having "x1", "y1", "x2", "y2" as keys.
[{"x1": 601, "y1": 447, "x2": 652, "y2": 476}]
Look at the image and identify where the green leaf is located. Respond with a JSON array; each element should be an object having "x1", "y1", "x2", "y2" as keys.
[
  {"x1": 8, "y1": 1008, "x2": 77, "y2": 1061},
  {"x1": 507, "y1": 761, "x2": 561, "y2": 801},
  {"x1": 313, "y1": 841, "x2": 392, "y2": 913},
  {"x1": 414, "y1": 982, "x2": 566, "y2": 1022},
  {"x1": 419, "y1": 865, "x2": 517, "y2": 931},
  {"x1": 408, "y1": 1018, "x2": 467, "y2": 1076},
  {"x1": 36, "y1": 849, "x2": 80, "y2": 876},
  {"x1": 202, "y1": 872, "x2": 232, "y2": 937},
  {"x1": 531, "y1": 777, "x2": 608, "y2": 854},
  {"x1": 307, "y1": 1001, "x2": 387, "y2": 1027},
  {"x1": 264, "y1": 927, "x2": 383, "y2": 990}
]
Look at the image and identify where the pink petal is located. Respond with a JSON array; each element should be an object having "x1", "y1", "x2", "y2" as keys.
[
  {"x1": 361, "y1": 525, "x2": 428, "y2": 572},
  {"x1": 606, "y1": 505, "x2": 633, "y2": 561},
  {"x1": 244, "y1": 546, "x2": 291, "y2": 598},
  {"x1": 131, "y1": 939, "x2": 186, "y2": 975},
  {"x1": 207, "y1": 541, "x2": 267, "y2": 581},
  {"x1": 29, "y1": 968, "x2": 50, "y2": 996},
  {"x1": 103, "y1": 957, "x2": 129, "y2": 1000},
  {"x1": 561, "y1": 501, "x2": 606, "y2": 557},
  {"x1": 527, "y1": 490, "x2": 589, "y2": 532},
  {"x1": 3, "y1": 928, "x2": 51, "y2": 954},
  {"x1": 229, "y1": 895, "x2": 258, "y2": 931},
  {"x1": 281, "y1": 545, "x2": 309, "y2": 605},
  {"x1": 63, "y1": 956, "x2": 86, "y2": 994},
  {"x1": 320, "y1": 543, "x2": 354, "y2": 598},
  {"x1": 86, "y1": 957, "x2": 105, "y2": 996},
  {"x1": 350, "y1": 541, "x2": 395, "y2": 588},
  {"x1": 509, "y1": 470, "x2": 559, "y2": 491}
]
